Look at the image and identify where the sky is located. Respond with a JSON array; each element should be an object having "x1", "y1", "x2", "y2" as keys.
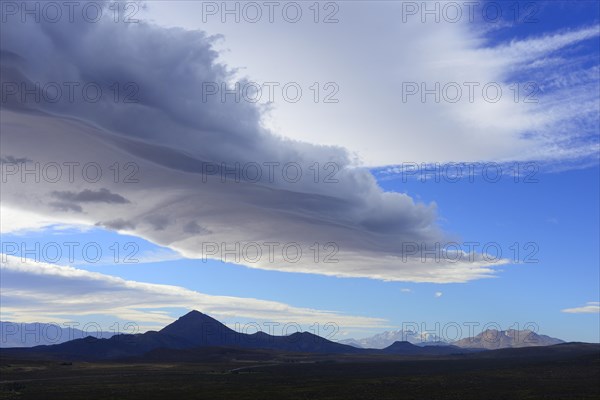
[{"x1": 0, "y1": 1, "x2": 599, "y2": 343}]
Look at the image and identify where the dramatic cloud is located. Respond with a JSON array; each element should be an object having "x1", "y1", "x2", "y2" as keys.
[
  {"x1": 562, "y1": 302, "x2": 600, "y2": 314},
  {"x1": 0, "y1": 1, "x2": 510, "y2": 283},
  {"x1": 0, "y1": 255, "x2": 386, "y2": 330}
]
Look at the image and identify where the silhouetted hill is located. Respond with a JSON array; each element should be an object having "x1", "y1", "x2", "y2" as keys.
[
  {"x1": 381, "y1": 341, "x2": 422, "y2": 354},
  {"x1": 158, "y1": 311, "x2": 356, "y2": 353}
]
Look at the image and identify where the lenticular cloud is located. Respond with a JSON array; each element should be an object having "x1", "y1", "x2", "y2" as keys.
[{"x1": 0, "y1": 1, "x2": 504, "y2": 283}]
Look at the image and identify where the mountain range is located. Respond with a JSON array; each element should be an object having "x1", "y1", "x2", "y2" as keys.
[
  {"x1": 0, "y1": 311, "x2": 566, "y2": 360},
  {"x1": 2, "y1": 311, "x2": 359, "y2": 360},
  {"x1": 340, "y1": 328, "x2": 564, "y2": 350}
]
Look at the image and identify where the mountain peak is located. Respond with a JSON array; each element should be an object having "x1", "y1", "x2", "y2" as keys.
[
  {"x1": 166, "y1": 310, "x2": 221, "y2": 324},
  {"x1": 159, "y1": 310, "x2": 235, "y2": 347},
  {"x1": 172, "y1": 310, "x2": 223, "y2": 324},
  {"x1": 180, "y1": 310, "x2": 208, "y2": 319}
]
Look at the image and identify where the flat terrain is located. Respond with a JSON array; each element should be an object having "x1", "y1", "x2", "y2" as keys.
[{"x1": 1, "y1": 346, "x2": 599, "y2": 399}]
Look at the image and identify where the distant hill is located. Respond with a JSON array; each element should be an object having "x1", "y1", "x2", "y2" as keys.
[
  {"x1": 1, "y1": 321, "x2": 115, "y2": 348},
  {"x1": 452, "y1": 329, "x2": 564, "y2": 350},
  {"x1": 380, "y1": 341, "x2": 422, "y2": 354},
  {"x1": 380, "y1": 340, "x2": 449, "y2": 355}
]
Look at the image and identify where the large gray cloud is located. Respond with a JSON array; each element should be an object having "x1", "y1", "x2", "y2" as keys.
[{"x1": 0, "y1": 1, "x2": 505, "y2": 283}]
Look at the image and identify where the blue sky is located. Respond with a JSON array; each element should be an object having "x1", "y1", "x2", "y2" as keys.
[{"x1": 1, "y1": 1, "x2": 599, "y2": 343}]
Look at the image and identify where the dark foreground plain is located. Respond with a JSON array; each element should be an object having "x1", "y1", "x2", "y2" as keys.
[{"x1": 1, "y1": 343, "x2": 599, "y2": 400}]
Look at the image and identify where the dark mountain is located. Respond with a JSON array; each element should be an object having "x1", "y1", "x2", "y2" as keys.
[
  {"x1": 1, "y1": 311, "x2": 359, "y2": 360},
  {"x1": 158, "y1": 311, "x2": 356, "y2": 353}
]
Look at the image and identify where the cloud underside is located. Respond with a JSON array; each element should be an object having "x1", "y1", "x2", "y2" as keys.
[
  {"x1": 0, "y1": 255, "x2": 385, "y2": 329},
  {"x1": 562, "y1": 302, "x2": 600, "y2": 314},
  {"x1": 1, "y1": 4, "x2": 595, "y2": 283}
]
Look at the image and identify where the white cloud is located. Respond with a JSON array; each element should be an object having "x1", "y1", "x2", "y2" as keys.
[
  {"x1": 0, "y1": 255, "x2": 386, "y2": 330},
  {"x1": 562, "y1": 302, "x2": 600, "y2": 314},
  {"x1": 143, "y1": 2, "x2": 600, "y2": 166}
]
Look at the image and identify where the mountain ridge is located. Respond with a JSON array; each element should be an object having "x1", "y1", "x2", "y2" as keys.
[{"x1": 1, "y1": 312, "x2": 567, "y2": 360}]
